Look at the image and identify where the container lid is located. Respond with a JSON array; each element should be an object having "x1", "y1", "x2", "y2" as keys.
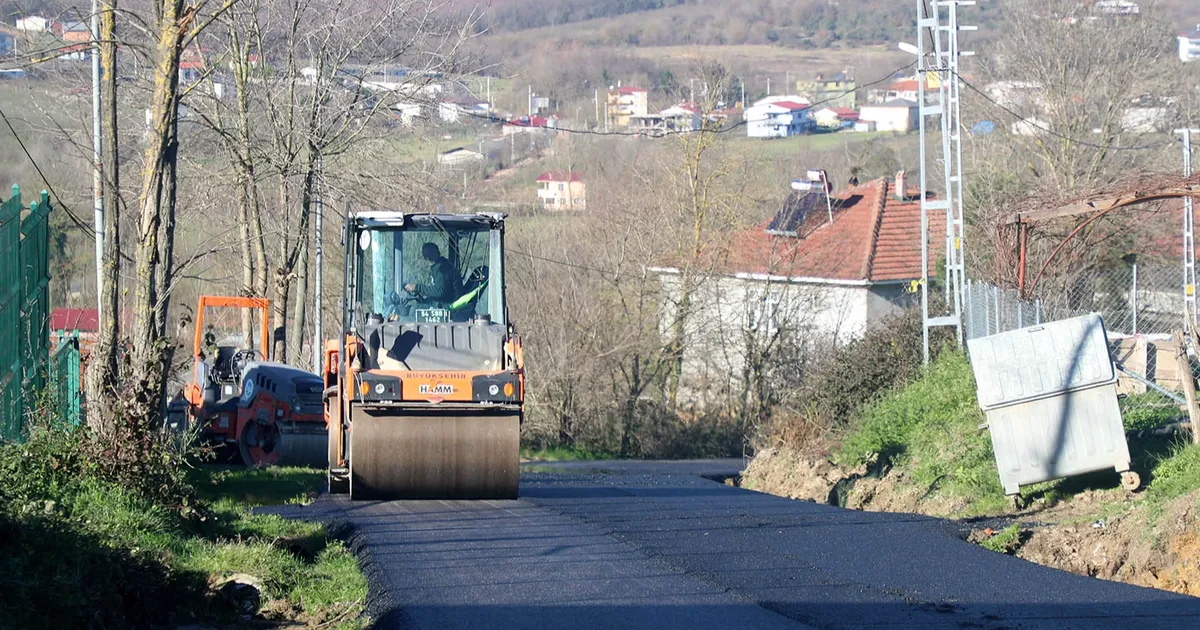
[{"x1": 967, "y1": 313, "x2": 1115, "y2": 411}]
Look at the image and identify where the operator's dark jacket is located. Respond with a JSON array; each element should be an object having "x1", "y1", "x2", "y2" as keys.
[{"x1": 417, "y1": 257, "x2": 462, "y2": 305}]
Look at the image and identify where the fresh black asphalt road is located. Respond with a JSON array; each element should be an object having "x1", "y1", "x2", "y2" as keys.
[{"x1": 272, "y1": 459, "x2": 1200, "y2": 629}]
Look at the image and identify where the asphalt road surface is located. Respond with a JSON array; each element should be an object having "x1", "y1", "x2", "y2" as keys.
[{"x1": 273, "y1": 459, "x2": 1200, "y2": 629}]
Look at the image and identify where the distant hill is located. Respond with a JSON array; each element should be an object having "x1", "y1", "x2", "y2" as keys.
[{"x1": 463, "y1": 0, "x2": 1196, "y2": 49}]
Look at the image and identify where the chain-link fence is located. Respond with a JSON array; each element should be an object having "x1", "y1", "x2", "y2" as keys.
[{"x1": 965, "y1": 263, "x2": 1195, "y2": 436}]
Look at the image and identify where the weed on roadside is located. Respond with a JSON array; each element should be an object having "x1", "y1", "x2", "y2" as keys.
[{"x1": 978, "y1": 524, "x2": 1024, "y2": 555}]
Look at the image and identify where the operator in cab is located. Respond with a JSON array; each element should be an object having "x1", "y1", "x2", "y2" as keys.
[{"x1": 383, "y1": 242, "x2": 462, "y2": 320}]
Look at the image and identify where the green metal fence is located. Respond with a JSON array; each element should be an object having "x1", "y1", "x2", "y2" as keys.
[
  {"x1": 0, "y1": 185, "x2": 53, "y2": 441},
  {"x1": 52, "y1": 331, "x2": 82, "y2": 426}
]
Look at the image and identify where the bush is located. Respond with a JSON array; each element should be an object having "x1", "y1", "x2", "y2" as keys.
[
  {"x1": 0, "y1": 418, "x2": 365, "y2": 628},
  {"x1": 798, "y1": 308, "x2": 952, "y2": 433}
]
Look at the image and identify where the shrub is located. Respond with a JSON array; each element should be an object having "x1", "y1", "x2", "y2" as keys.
[{"x1": 797, "y1": 308, "x2": 953, "y2": 434}]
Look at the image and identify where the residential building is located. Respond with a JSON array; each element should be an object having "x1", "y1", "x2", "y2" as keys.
[
  {"x1": 390, "y1": 102, "x2": 424, "y2": 125},
  {"x1": 630, "y1": 103, "x2": 702, "y2": 135},
  {"x1": 502, "y1": 115, "x2": 557, "y2": 136},
  {"x1": 62, "y1": 21, "x2": 89, "y2": 43},
  {"x1": 745, "y1": 101, "x2": 811, "y2": 138},
  {"x1": 811, "y1": 107, "x2": 859, "y2": 130},
  {"x1": 859, "y1": 99, "x2": 918, "y2": 133},
  {"x1": 1181, "y1": 26, "x2": 1200, "y2": 63},
  {"x1": 436, "y1": 147, "x2": 484, "y2": 166},
  {"x1": 1093, "y1": 1, "x2": 1139, "y2": 16},
  {"x1": 606, "y1": 86, "x2": 649, "y2": 128},
  {"x1": 651, "y1": 172, "x2": 942, "y2": 399},
  {"x1": 1123, "y1": 96, "x2": 1170, "y2": 134},
  {"x1": 438, "y1": 98, "x2": 490, "y2": 123},
  {"x1": 15, "y1": 16, "x2": 50, "y2": 32},
  {"x1": 752, "y1": 95, "x2": 811, "y2": 109},
  {"x1": 797, "y1": 72, "x2": 856, "y2": 109},
  {"x1": 536, "y1": 171, "x2": 585, "y2": 211}
]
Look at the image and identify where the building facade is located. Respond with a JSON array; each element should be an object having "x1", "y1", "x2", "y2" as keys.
[
  {"x1": 606, "y1": 86, "x2": 649, "y2": 128},
  {"x1": 797, "y1": 72, "x2": 856, "y2": 109},
  {"x1": 745, "y1": 101, "x2": 811, "y2": 138},
  {"x1": 651, "y1": 173, "x2": 942, "y2": 403},
  {"x1": 536, "y1": 172, "x2": 585, "y2": 211},
  {"x1": 859, "y1": 100, "x2": 918, "y2": 133},
  {"x1": 1181, "y1": 26, "x2": 1200, "y2": 63}
]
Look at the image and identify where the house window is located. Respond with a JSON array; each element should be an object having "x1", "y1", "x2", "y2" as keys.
[
  {"x1": 558, "y1": 183, "x2": 565, "y2": 191},
  {"x1": 746, "y1": 295, "x2": 781, "y2": 336}
]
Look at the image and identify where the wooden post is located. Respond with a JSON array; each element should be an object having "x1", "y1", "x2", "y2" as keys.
[{"x1": 1173, "y1": 330, "x2": 1200, "y2": 444}]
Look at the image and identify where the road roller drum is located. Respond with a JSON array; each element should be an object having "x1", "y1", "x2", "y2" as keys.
[{"x1": 349, "y1": 407, "x2": 520, "y2": 500}]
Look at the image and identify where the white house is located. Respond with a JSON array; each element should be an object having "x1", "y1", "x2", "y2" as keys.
[
  {"x1": 1181, "y1": 26, "x2": 1200, "y2": 63},
  {"x1": 859, "y1": 99, "x2": 918, "y2": 133},
  {"x1": 752, "y1": 95, "x2": 811, "y2": 108},
  {"x1": 651, "y1": 172, "x2": 941, "y2": 401},
  {"x1": 15, "y1": 16, "x2": 49, "y2": 32},
  {"x1": 535, "y1": 171, "x2": 586, "y2": 211},
  {"x1": 391, "y1": 102, "x2": 424, "y2": 125},
  {"x1": 631, "y1": 104, "x2": 702, "y2": 135},
  {"x1": 811, "y1": 107, "x2": 859, "y2": 130},
  {"x1": 1094, "y1": 1, "x2": 1139, "y2": 16},
  {"x1": 745, "y1": 101, "x2": 811, "y2": 138}
]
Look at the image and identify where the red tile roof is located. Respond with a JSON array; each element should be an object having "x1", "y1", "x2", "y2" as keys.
[
  {"x1": 766, "y1": 101, "x2": 809, "y2": 111},
  {"x1": 717, "y1": 178, "x2": 943, "y2": 283},
  {"x1": 614, "y1": 86, "x2": 648, "y2": 94},
  {"x1": 536, "y1": 171, "x2": 583, "y2": 183},
  {"x1": 50, "y1": 308, "x2": 99, "y2": 332}
]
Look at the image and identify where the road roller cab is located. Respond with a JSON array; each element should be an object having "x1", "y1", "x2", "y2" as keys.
[
  {"x1": 184, "y1": 295, "x2": 328, "y2": 468},
  {"x1": 327, "y1": 211, "x2": 524, "y2": 500}
]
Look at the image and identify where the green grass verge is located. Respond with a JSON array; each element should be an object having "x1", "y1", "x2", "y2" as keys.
[
  {"x1": 0, "y1": 427, "x2": 366, "y2": 629},
  {"x1": 835, "y1": 352, "x2": 1010, "y2": 516},
  {"x1": 1144, "y1": 443, "x2": 1200, "y2": 523},
  {"x1": 520, "y1": 445, "x2": 616, "y2": 461}
]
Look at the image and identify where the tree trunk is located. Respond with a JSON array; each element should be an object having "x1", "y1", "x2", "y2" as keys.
[
  {"x1": 84, "y1": 0, "x2": 120, "y2": 431},
  {"x1": 129, "y1": 0, "x2": 187, "y2": 425},
  {"x1": 272, "y1": 175, "x2": 290, "y2": 361}
]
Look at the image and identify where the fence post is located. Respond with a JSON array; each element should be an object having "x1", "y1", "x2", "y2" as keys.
[
  {"x1": 992, "y1": 284, "x2": 1001, "y2": 336},
  {"x1": 1036, "y1": 299, "x2": 1043, "y2": 325},
  {"x1": 1017, "y1": 300, "x2": 1024, "y2": 330},
  {"x1": 1131, "y1": 260, "x2": 1138, "y2": 336},
  {"x1": 965, "y1": 279, "x2": 973, "y2": 340}
]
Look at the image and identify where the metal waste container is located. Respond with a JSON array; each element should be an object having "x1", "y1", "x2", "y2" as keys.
[{"x1": 967, "y1": 313, "x2": 1136, "y2": 496}]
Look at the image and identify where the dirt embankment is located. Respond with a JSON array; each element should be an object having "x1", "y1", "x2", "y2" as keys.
[{"x1": 741, "y1": 445, "x2": 1200, "y2": 598}]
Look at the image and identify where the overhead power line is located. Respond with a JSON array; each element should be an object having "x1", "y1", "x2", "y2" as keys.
[
  {"x1": 0, "y1": 103, "x2": 100, "y2": 239},
  {"x1": 956, "y1": 73, "x2": 1174, "y2": 152}
]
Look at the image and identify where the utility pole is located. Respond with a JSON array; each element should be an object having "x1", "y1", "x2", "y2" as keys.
[
  {"x1": 486, "y1": 76, "x2": 491, "y2": 111},
  {"x1": 766, "y1": 76, "x2": 771, "y2": 95},
  {"x1": 690, "y1": 78, "x2": 695, "y2": 104},
  {"x1": 741, "y1": 81, "x2": 745, "y2": 108},
  {"x1": 312, "y1": 153, "x2": 324, "y2": 374},
  {"x1": 1177, "y1": 128, "x2": 1200, "y2": 330},
  {"x1": 90, "y1": 0, "x2": 103, "y2": 314},
  {"x1": 910, "y1": 0, "x2": 976, "y2": 364},
  {"x1": 594, "y1": 90, "x2": 599, "y2": 130},
  {"x1": 527, "y1": 84, "x2": 532, "y2": 117}
]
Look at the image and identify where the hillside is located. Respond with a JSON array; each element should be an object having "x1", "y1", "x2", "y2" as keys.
[{"x1": 468, "y1": 0, "x2": 1195, "y2": 49}]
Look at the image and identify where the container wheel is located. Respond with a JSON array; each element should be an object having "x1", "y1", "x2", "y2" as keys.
[{"x1": 1121, "y1": 471, "x2": 1141, "y2": 492}]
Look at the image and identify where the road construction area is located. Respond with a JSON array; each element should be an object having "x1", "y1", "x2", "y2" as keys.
[{"x1": 271, "y1": 460, "x2": 1200, "y2": 629}]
